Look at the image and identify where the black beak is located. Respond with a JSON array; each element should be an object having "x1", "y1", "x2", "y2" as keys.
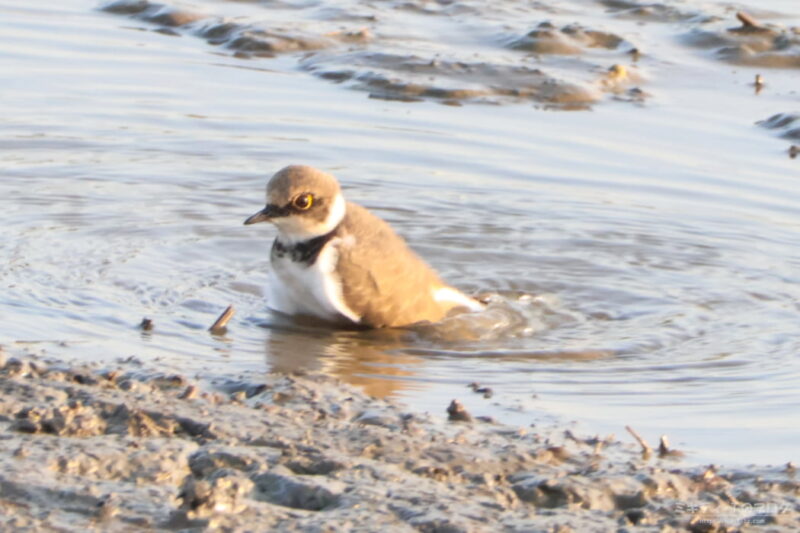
[{"x1": 244, "y1": 204, "x2": 281, "y2": 225}]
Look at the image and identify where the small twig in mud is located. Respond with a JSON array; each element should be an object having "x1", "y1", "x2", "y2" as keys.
[
  {"x1": 736, "y1": 11, "x2": 763, "y2": 29},
  {"x1": 593, "y1": 437, "x2": 608, "y2": 455},
  {"x1": 658, "y1": 435, "x2": 670, "y2": 456},
  {"x1": 754, "y1": 74, "x2": 765, "y2": 94},
  {"x1": 565, "y1": 430, "x2": 611, "y2": 455},
  {"x1": 447, "y1": 400, "x2": 473, "y2": 422},
  {"x1": 585, "y1": 433, "x2": 615, "y2": 455},
  {"x1": 658, "y1": 435, "x2": 685, "y2": 458},
  {"x1": 209, "y1": 305, "x2": 235, "y2": 334},
  {"x1": 625, "y1": 425, "x2": 652, "y2": 459}
]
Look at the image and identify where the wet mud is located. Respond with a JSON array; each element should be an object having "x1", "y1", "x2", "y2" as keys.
[
  {"x1": 508, "y1": 22, "x2": 629, "y2": 55},
  {"x1": 101, "y1": 0, "x2": 646, "y2": 107},
  {"x1": 300, "y1": 52, "x2": 602, "y2": 107},
  {"x1": 1, "y1": 351, "x2": 798, "y2": 531},
  {"x1": 104, "y1": 0, "x2": 342, "y2": 55},
  {"x1": 758, "y1": 112, "x2": 800, "y2": 140},
  {"x1": 101, "y1": 0, "x2": 800, "y2": 112},
  {"x1": 596, "y1": 0, "x2": 710, "y2": 23},
  {"x1": 683, "y1": 12, "x2": 800, "y2": 69}
]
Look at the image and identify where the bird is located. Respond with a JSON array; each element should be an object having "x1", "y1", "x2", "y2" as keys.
[{"x1": 244, "y1": 165, "x2": 484, "y2": 328}]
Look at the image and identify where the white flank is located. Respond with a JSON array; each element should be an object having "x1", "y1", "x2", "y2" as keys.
[
  {"x1": 433, "y1": 286, "x2": 485, "y2": 312},
  {"x1": 268, "y1": 237, "x2": 360, "y2": 324}
]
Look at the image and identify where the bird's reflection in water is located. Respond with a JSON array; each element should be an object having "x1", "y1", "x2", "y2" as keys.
[
  {"x1": 263, "y1": 315, "x2": 424, "y2": 399},
  {"x1": 261, "y1": 292, "x2": 611, "y2": 398}
]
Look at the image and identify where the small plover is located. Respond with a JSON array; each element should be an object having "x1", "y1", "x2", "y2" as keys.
[{"x1": 244, "y1": 165, "x2": 483, "y2": 327}]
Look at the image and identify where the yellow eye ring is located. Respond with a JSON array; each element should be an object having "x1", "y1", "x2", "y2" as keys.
[{"x1": 292, "y1": 193, "x2": 314, "y2": 210}]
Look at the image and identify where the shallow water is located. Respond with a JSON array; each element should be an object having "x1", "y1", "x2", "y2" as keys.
[{"x1": 2, "y1": 0, "x2": 799, "y2": 465}]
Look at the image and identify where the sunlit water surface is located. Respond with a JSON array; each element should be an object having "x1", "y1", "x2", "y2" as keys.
[{"x1": 1, "y1": 0, "x2": 799, "y2": 465}]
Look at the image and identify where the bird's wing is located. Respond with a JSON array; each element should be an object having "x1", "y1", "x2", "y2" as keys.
[{"x1": 334, "y1": 203, "x2": 449, "y2": 327}]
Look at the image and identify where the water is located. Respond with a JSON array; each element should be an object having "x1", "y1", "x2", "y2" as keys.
[{"x1": 1, "y1": 0, "x2": 799, "y2": 465}]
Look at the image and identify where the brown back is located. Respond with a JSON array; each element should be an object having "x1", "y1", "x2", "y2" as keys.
[{"x1": 335, "y1": 202, "x2": 452, "y2": 327}]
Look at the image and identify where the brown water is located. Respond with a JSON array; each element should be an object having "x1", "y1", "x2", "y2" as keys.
[{"x1": 2, "y1": 0, "x2": 799, "y2": 465}]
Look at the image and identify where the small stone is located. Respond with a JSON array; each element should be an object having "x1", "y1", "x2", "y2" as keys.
[
  {"x1": 475, "y1": 387, "x2": 493, "y2": 399},
  {"x1": 180, "y1": 385, "x2": 198, "y2": 400},
  {"x1": 5, "y1": 358, "x2": 30, "y2": 377},
  {"x1": 12, "y1": 419, "x2": 39, "y2": 434},
  {"x1": 95, "y1": 495, "x2": 119, "y2": 522},
  {"x1": 13, "y1": 446, "x2": 28, "y2": 459}
]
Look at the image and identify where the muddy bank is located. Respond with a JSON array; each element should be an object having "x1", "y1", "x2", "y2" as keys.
[
  {"x1": 102, "y1": 0, "x2": 800, "y2": 113},
  {"x1": 103, "y1": 0, "x2": 344, "y2": 54},
  {"x1": 683, "y1": 11, "x2": 800, "y2": 69},
  {"x1": 508, "y1": 21, "x2": 630, "y2": 55},
  {"x1": 758, "y1": 112, "x2": 800, "y2": 140},
  {"x1": 757, "y1": 112, "x2": 800, "y2": 158},
  {"x1": 0, "y1": 350, "x2": 797, "y2": 532},
  {"x1": 100, "y1": 0, "x2": 645, "y2": 107},
  {"x1": 299, "y1": 52, "x2": 609, "y2": 107},
  {"x1": 596, "y1": 0, "x2": 710, "y2": 23}
]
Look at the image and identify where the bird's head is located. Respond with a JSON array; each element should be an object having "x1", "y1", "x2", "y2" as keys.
[{"x1": 244, "y1": 165, "x2": 345, "y2": 242}]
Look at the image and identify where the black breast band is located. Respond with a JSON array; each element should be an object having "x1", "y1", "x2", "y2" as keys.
[{"x1": 272, "y1": 228, "x2": 339, "y2": 265}]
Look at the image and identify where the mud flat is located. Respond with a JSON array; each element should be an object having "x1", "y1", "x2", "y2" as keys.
[
  {"x1": 0, "y1": 349, "x2": 797, "y2": 532},
  {"x1": 682, "y1": 11, "x2": 800, "y2": 69},
  {"x1": 101, "y1": 0, "x2": 645, "y2": 107}
]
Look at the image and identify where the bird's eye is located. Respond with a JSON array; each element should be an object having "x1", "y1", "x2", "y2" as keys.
[{"x1": 292, "y1": 193, "x2": 314, "y2": 210}]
